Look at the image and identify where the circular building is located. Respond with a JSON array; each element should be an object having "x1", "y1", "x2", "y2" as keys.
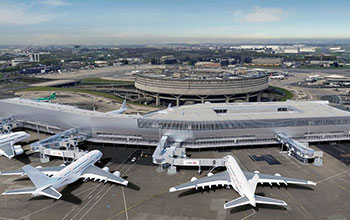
[{"x1": 135, "y1": 68, "x2": 269, "y2": 106}]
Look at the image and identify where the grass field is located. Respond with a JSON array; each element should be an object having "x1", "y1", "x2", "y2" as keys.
[
  {"x1": 269, "y1": 86, "x2": 294, "y2": 101},
  {"x1": 80, "y1": 78, "x2": 133, "y2": 85},
  {"x1": 16, "y1": 86, "x2": 160, "y2": 107}
]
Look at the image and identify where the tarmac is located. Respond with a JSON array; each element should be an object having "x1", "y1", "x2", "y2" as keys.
[{"x1": 0, "y1": 131, "x2": 349, "y2": 220}]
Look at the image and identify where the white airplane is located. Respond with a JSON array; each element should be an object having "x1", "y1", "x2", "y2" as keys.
[
  {"x1": 270, "y1": 74, "x2": 285, "y2": 79},
  {"x1": 0, "y1": 150, "x2": 128, "y2": 199},
  {"x1": 169, "y1": 155, "x2": 316, "y2": 209},
  {"x1": 106, "y1": 99, "x2": 127, "y2": 114},
  {"x1": 0, "y1": 131, "x2": 30, "y2": 159}
]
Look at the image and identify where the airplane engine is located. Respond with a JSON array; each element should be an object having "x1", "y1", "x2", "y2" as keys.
[
  {"x1": 102, "y1": 167, "x2": 110, "y2": 172},
  {"x1": 191, "y1": 177, "x2": 197, "y2": 182},
  {"x1": 113, "y1": 171, "x2": 121, "y2": 177},
  {"x1": 13, "y1": 145, "x2": 24, "y2": 155}
]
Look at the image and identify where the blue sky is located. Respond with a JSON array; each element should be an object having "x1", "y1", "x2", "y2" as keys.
[{"x1": 1, "y1": 0, "x2": 350, "y2": 44}]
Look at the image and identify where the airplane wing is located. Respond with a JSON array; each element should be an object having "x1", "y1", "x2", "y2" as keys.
[
  {"x1": 0, "y1": 166, "x2": 65, "y2": 176},
  {"x1": 169, "y1": 171, "x2": 230, "y2": 192},
  {"x1": 80, "y1": 165, "x2": 128, "y2": 186},
  {"x1": 0, "y1": 143, "x2": 14, "y2": 159},
  {"x1": 22, "y1": 165, "x2": 52, "y2": 188},
  {"x1": 243, "y1": 171, "x2": 316, "y2": 186}
]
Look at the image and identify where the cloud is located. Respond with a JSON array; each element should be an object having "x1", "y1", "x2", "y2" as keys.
[
  {"x1": 39, "y1": 0, "x2": 71, "y2": 7},
  {"x1": 234, "y1": 6, "x2": 285, "y2": 23},
  {"x1": 0, "y1": 1, "x2": 54, "y2": 25}
]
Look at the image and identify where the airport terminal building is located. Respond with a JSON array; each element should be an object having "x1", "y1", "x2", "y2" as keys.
[
  {"x1": 1, "y1": 99, "x2": 350, "y2": 152},
  {"x1": 134, "y1": 69, "x2": 269, "y2": 106}
]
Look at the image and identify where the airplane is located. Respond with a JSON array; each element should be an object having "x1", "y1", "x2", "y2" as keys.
[
  {"x1": 0, "y1": 150, "x2": 128, "y2": 199},
  {"x1": 35, "y1": 92, "x2": 56, "y2": 102},
  {"x1": 0, "y1": 131, "x2": 30, "y2": 159},
  {"x1": 106, "y1": 99, "x2": 127, "y2": 114},
  {"x1": 269, "y1": 74, "x2": 285, "y2": 80},
  {"x1": 169, "y1": 155, "x2": 316, "y2": 209}
]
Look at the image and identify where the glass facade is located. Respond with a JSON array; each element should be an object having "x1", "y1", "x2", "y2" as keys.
[{"x1": 138, "y1": 117, "x2": 350, "y2": 131}]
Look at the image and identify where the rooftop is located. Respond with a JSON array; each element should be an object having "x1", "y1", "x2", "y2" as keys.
[{"x1": 145, "y1": 100, "x2": 350, "y2": 121}]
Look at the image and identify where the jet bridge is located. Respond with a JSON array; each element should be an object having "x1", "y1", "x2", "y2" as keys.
[
  {"x1": 152, "y1": 135, "x2": 225, "y2": 174},
  {"x1": 30, "y1": 128, "x2": 89, "y2": 163},
  {"x1": 276, "y1": 132, "x2": 323, "y2": 165}
]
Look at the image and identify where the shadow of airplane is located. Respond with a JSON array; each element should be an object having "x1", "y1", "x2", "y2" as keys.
[
  {"x1": 14, "y1": 149, "x2": 34, "y2": 165},
  {"x1": 122, "y1": 176, "x2": 140, "y2": 191},
  {"x1": 28, "y1": 180, "x2": 84, "y2": 205},
  {"x1": 96, "y1": 157, "x2": 112, "y2": 168},
  {"x1": 177, "y1": 185, "x2": 227, "y2": 198}
]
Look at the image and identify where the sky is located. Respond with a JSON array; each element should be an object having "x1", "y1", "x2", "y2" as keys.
[{"x1": 1, "y1": 0, "x2": 350, "y2": 45}]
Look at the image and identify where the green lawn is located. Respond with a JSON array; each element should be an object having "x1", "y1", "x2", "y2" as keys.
[
  {"x1": 269, "y1": 86, "x2": 294, "y2": 101},
  {"x1": 80, "y1": 78, "x2": 134, "y2": 85},
  {"x1": 16, "y1": 86, "x2": 157, "y2": 107}
]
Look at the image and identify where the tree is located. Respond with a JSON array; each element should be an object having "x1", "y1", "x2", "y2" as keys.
[{"x1": 243, "y1": 56, "x2": 252, "y2": 64}]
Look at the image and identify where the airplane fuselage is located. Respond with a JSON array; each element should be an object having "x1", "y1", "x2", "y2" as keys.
[
  {"x1": 50, "y1": 150, "x2": 102, "y2": 189},
  {"x1": 0, "y1": 132, "x2": 29, "y2": 146},
  {"x1": 225, "y1": 156, "x2": 256, "y2": 206}
]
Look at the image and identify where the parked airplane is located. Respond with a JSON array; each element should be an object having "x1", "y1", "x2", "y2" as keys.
[
  {"x1": 0, "y1": 131, "x2": 30, "y2": 159},
  {"x1": 169, "y1": 155, "x2": 316, "y2": 209},
  {"x1": 35, "y1": 92, "x2": 56, "y2": 102},
  {"x1": 0, "y1": 150, "x2": 128, "y2": 199},
  {"x1": 269, "y1": 74, "x2": 285, "y2": 80},
  {"x1": 106, "y1": 99, "x2": 127, "y2": 114}
]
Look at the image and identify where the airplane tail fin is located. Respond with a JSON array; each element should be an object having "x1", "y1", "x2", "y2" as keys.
[
  {"x1": 224, "y1": 195, "x2": 287, "y2": 209},
  {"x1": 120, "y1": 99, "x2": 126, "y2": 110},
  {"x1": 106, "y1": 99, "x2": 127, "y2": 114},
  {"x1": 51, "y1": 92, "x2": 56, "y2": 99}
]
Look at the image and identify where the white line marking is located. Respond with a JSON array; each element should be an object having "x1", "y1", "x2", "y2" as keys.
[
  {"x1": 317, "y1": 170, "x2": 349, "y2": 184},
  {"x1": 78, "y1": 185, "x2": 113, "y2": 220},
  {"x1": 122, "y1": 187, "x2": 129, "y2": 220}
]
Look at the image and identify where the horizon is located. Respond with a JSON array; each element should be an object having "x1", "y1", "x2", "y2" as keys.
[{"x1": 1, "y1": 0, "x2": 350, "y2": 45}]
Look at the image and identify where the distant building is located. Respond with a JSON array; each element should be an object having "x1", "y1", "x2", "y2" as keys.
[
  {"x1": 11, "y1": 58, "x2": 28, "y2": 67},
  {"x1": 160, "y1": 55, "x2": 177, "y2": 64},
  {"x1": 329, "y1": 47, "x2": 345, "y2": 52},
  {"x1": 20, "y1": 66, "x2": 61, "y2": 74},
  {"x1": 252, "y1": 58, "x2": 282, "y2": 66},
  {"x1": 94, "y1": 61, "x2": 108, "y2": 67},
  {"x1": 299, "y1": 47, "x2": 316, "y2": 53},
  {"x1": 195, "y1": 62, "x2": 221, "y2": 68},
  {"x1": 283, "y1": 48, "x2": 299, "y2": 54},
  {"x1": 29, "y1": 53, "x2": 40, "y2": 62}
]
